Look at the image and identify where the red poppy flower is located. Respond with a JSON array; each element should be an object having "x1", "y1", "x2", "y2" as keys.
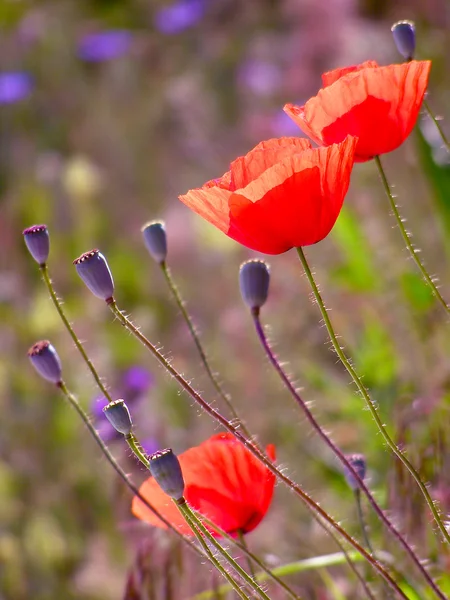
[
  {"x1": 179, "y1": 136, "x2": 357, "y2": 254},
  {"x1": 284, "y1": 60, "x2": 431, "y2": 162},
  {"x1": 132, "y1": 433, "x2": 276, "y2": 536}
]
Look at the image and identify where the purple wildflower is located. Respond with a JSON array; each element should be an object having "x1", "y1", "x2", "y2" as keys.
[
  {"x1": 123, "y1": 366, "x2": 154, "y2": 396},
  {"x1": 77, "y1": 30, "x2": 132, "y2": 62},
  {"x1": 154, "y1": 0, "x2": 205, "y2": 35},
  {"x1": 0, "y1": 72, "x2": 33, "y2": 105}
]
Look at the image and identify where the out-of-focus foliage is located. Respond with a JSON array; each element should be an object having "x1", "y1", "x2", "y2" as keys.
[{"x1": 2, "y1": 0, "x2": 450, "y2": 599}]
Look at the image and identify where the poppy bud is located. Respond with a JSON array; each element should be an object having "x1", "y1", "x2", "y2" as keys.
[
  {"x1": 103, "y1": 399, "x2": 133, "y2": 435},
  {"x1": 28, "y1": 340, "x2": 62, "y2": 384},
  {"x1": 391, "y1": 21, "x2": 416, "y2": 61},
  {"x1": 73, "y1": 249, "x2": 115, "y2": 302},
  {"x1": 239, "y1": 259, "x2": 270, "y2": 311},
  {"x1": 23, "y1": 224, "x2": 50, "y2": 266},
  {"x1": 149, "y1": 448, "x2": 185, "y2": 500},
  {"x1": 142, "y1": 221, "x2": 167, "y2": 264},
  {"x1": 344, "y1": 454, "x2": 367, "y2": 491}
]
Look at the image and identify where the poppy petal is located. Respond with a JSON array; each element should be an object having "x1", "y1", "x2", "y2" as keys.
[
  {"x1": 321, "y1": 60, "x2": 379, "y2": 87},
  {"x1": 230, "y1": 137, "x2": 312, "y2": 189},
  {"x1": 226, "y1": 137, "x2": 357, "y2": 253},
  {"x1": 285, "y1": 61, "x2": 431, "y2": 161},
  {"x1": 132, "y1": 434, "x2": 276, "y2": 536},
  {"x1": 131, "y1": 477, "x2": 191, "y2": 534},
  {"x1": 179, "y1": 184, "x2": 233, "y2": 233}
]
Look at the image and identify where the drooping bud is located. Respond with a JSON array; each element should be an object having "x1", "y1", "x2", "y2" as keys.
[
  {"x1": 344, "y1": 454, "x2": 367, "y2": 491},
  {"x1": 142, "y1": 221, "x2": 167, "y2": 264},
  {"x1": 391, "y1": 20, "x2": 416, "y2": 61},
  {"x1": 103, "y1": 399, "x2": 133, "y2": 435},
  {"x1": 28, "y1": 340, "x2": 62, "y2": 384},
  {"x1": 239, "y1": 259, "x2": 270, "y2": 312},
  {"x1": 23, "y1": 224, "x2": 50, "y2": 266},
  {"x1": 73, "y1": 249, "x2": 115, "y2": 302},
  {"x1": 149, "y1": 448, "x2": 185, "y2": 500}
]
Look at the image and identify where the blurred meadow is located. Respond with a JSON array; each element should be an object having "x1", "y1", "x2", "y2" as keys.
[{"x1": 2, "y1": 0, "x2": 450, "y2": 599}]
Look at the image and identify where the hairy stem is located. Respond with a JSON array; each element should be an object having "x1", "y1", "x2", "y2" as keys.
[
  {"x1": 107, "y1": 300, "x2": 412, "y2": 599},
  {"x1": 161, "y1": 261, "x2": 251, "y2": 438}
]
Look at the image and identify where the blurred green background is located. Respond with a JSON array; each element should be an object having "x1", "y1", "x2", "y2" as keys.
[{"x1": 2, "y1": 0, "x2": 450, "y2": 598}]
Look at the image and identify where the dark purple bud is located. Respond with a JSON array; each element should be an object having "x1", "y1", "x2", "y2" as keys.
[
  {"x1": 149, "y1": 448, "x2": 185, "y2": 500},
  {"x1": 73, "y1": 249, "x2": 114, "y2": 302},
  {"x1": 239, "y1": 259, "x2": 270, "y2": 311},
  {"x1": 344, "y1": 454, "x2": 367, "y2": 491},
  {"x1": 28, "y1": 340, "x2": 62, "y2": 384},
  {"x1": 23, "y1": 224, "x2": 50, "y2": 266},
  {"x1": 142, "y1": 221, "x2": 167, "y2": 264},
  {"x1": 391, "y1": 21, "x2": 416, "y2": 61},
  {"x1": 103, "y1": 399, "x2": 133, "y2": 435}
]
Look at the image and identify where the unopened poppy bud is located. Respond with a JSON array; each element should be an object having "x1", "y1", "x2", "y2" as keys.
[
  {"x1": 391, "y1": 21, "x2": 416, "y2": 60},
  {"x1": 28, "y1": 340, "x2": 62, "y2": 384},
  {"x1": 239, "y1": 259, "x2": 270, "y2": 311},
  {"x1": 344, "y1": 454, "x2": 367, "y2": 490},
  {"x1": 149, "y1": 448, "x2": 185, "y2": 500},
  {"x1": 73, "y1": 249, "x2": 115, "y2": 302},
  {"x1": 142, "y1": 221, "x2": 167, "y2": 264},
  {"x1": 23, "y1": 224, "x2": 50, "y2": 266},
  {"x1": 103, "y1": 399, "x2": 132, "y2": 435}
]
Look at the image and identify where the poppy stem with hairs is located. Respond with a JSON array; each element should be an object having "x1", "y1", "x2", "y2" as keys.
[
  {"x1": 107, "y1": 301, "x2": 415, "y2": 599},
  {"x1": 160, "y1": 260, "x2": 252, "y2": 439},
  {"x1": 296, "y1": 246, "x2": 450, "y2": 554},
  {"x1": 199, "y1": 514, "x2": 301, "y2": 600},
  {"x1": 422, "y1": 98, "x2": 450, "y2": 153},
  {"x1": 55, "y1": 381, "x2": 204, "y2": 555},
  {"x1": 250, "y1": 306, "x2": 439, "y2": 594},
  {"x1": 125, "y1": 432, "x2": 151, "y2": 469},
  {"x1": 374, "y1": 155, "x2": 450, "y2": 317},
  {"x1": 176, "y1": 499, "x2": 271, "y2": 600},
  {"x1": 35, "y1": 264, "x2": 204, "y2": 555},
  {"x1": 40, "y1": 264, "x2": 115, "y2": 403},
  {"x1": 237, "y1": 530, "x2": 256, "y2": 580},
  {"x1": 178, "y1": 502, "x2": 252, "y2": 600}
]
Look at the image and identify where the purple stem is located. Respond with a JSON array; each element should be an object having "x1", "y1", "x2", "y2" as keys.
[
  {"x1": 109, "y1": 301, "x2": 412, "y2": 599},
  {"x1": 251, "y1": 309, "x2": 445, "y2": 600}
]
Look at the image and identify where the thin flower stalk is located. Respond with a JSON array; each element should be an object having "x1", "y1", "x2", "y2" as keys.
[
  {"x1": 40, "y1": 264, "x2": 114, "y2": 403},
  {"x1": 251, "y1": 309, "x2": 439, "y2": 595},
  {"x1": 107, "y1": 300, "x2": 413, "y2": 599},
  {"x1": 56, "y1": 381, "x2": 203, "y2": 554},
  {"x1": 200, "y1": 514, "x2": 300, "y2": 600},
  {"x1": 201, "y1": 513, "x2": 375, "y2": 600},
  {"x1": 177, "y1": 500, "x2": 271, "y2": 600},
  {"x1": 161, "y1": 260, "x2": 251, "y2": 438},
  {"x1": 375, "y1": 155, "x2": 450, "y2": 317},
  {"x1": 296, "y1": 245, "x2": 450, "y2": 554},
  {"x1": 422, "y1": 98, "x2": 450, "y2": 152},
  {"x1": 178, "y1": 504, "x2": 252, "y2": 600}
]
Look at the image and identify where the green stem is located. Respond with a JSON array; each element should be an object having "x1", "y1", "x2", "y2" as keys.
[
  {"x1": 296, "y1": 245, "x2": 450, "y2": 553},
  {"x1": 56, "y1": 381, "x2": 202, "y2": 553},
  {"x1": 125, "y1": 432, "x2": 150, "y2": 469},
  {"x1": 161, "y1": 262, "x2": 251, "y2": 438},
  {"x1": 40, "y1": 264, "x2": 113, "y2": 401},
  {"x1": 199, "y1": 515, "x2": 300, "y2": 600},
  {"x1": 107, "y1": 301, "x2": 413, "y2": 599},
  {"x1": 423, "y1": 98, "x2": 450, "y2": 153},
  {"x1": 178, "y1": 502, "x2": 251, "y2": 600},
  {"x1": 237, "y1": 530, "x2": 256, "y2": 581},
  {"x1": 355, "y1": 490, "x2": 374, "y2": 555},
  {"x1": 178, "y1": 501, "x2": 271, "y2": 600},
  {"x1": 192, "y1": 550, "x2": 392, "y2": 600},
  {"x1": 374, "y1": 155, "x2": 450, "y2": 316}
]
